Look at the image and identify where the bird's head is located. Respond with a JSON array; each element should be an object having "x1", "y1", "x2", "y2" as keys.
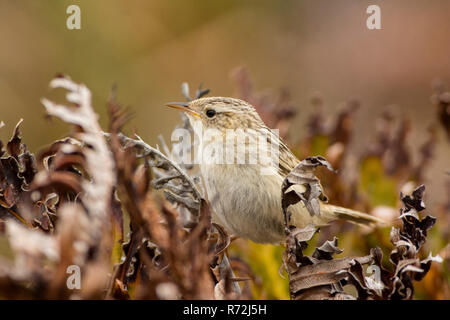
[{"x1": 165, "y1": 97, "x2": 265, "y2": 135}]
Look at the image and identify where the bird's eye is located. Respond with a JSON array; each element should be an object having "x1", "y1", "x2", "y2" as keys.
[{"x1": 206, "y1": 109, "x2": 216, "y2": 118}]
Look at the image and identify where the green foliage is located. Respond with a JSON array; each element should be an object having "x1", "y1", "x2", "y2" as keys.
[
  {"x1": 230, "y1": 242, "x2": 289, "y2": 299},
  {"x1": 359, "y1": 157, "x2": 397, "y2": 207},
  {"x1": 310, "y1": 135, "x2": 329, "y2": 157}
]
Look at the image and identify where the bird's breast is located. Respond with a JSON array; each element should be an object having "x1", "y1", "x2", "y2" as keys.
[{"x1": 200, "y1": 162, "x2": 286, "y2": 243}]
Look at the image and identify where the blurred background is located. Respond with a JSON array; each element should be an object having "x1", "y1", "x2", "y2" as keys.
[{"x1": 0, "y1": 0, "x2": 449, "y2": 299}]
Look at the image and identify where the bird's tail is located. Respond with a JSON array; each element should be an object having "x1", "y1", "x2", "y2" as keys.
[{"x1": 321, "y1": 203, "x2": 387, "y2": 227}]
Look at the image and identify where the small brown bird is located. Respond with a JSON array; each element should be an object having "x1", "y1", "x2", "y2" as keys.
[{"x1": 166, "y1": 97, "x2": 385, "y2": 244}]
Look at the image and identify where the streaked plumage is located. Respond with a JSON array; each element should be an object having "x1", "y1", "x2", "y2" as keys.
[{"x1": 167, "y1": 97, "x2": 384, "y2": 243}]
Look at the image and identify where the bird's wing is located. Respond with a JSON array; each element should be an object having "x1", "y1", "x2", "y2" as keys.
[{"x1": 265, "y1": 128, "x2": 300, "y2": 177}]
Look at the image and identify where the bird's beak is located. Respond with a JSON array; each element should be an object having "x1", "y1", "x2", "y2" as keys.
[{"x1": 165, "y1": 102, "x2": 201, "y2": 118}]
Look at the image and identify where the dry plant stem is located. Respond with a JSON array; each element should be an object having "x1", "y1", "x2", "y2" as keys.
[
  {"x1": 103, "y1": 131, "x2": 241, "y2": 298},
  {"x1": 135, "y1": 134, "x2": 203, "y2": 200},
  {"x1": 0, "y1": 199, "x2": 31, "y2": 227},
  {"x1": 104, "y1": 132, "x2": 202, "y2": 201},
  {"x1": 219, "y1": 253, "x2": 242, "y2": 296}
]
